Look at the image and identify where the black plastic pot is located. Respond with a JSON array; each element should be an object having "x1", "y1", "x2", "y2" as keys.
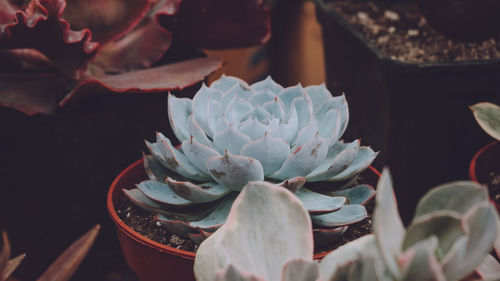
[
  {"x1": 314, "y1": 0, "x2": 500, "y2": 223},
  {"x1": 0, "y1": 86, "x2": 198, "y2": 280}
]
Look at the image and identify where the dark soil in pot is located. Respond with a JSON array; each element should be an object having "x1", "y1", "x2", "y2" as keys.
[
  {"x1": 315, "y1": 0, "x2": 500, "y2": 224},
  {"x1": 115, "y1": 166, "x2": 379, "y2": 256}
]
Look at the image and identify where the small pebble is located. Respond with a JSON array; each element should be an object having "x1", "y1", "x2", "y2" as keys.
[
  {"x1": 126, "y1": 212, "x2": 131, "y2": 218},
  {"x1": 388, "y1": 26, "x2": 396, "y2": 34},
  {"x1": 156, "y1": 221, "x2": 162, "y2": 227},
  {"x1": 408, "y1": 29, "x2": 419, "y2": 37},
  {"x1": 384, "y1": 10, "x2": 400, "y2": 21}
]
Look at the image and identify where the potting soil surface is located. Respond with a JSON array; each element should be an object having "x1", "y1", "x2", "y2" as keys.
[
  {"x1": 328, "y1": 0, "x2": 500, "y2": 62},
  {"x1": 118, "y1": 199, "x2": 372, "y2": 254}
]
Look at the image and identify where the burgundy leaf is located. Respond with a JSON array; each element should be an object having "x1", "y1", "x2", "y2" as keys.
[
  {"x1": 0, "y1": 0, "x2": 98, "y2": 78},
  {"x1": 0, "y1": 49, "x2": 56, "y2": 72},
  {"x1": 0, "y1": 72, "x2": 72, "y2": 115},
  {"x1": 60, "y1": 56, "x2": 223, "y2": 106},
  {"x1": 157, "y1": 0, "x2": 271, "y2": 49},
  {"x1": 62, "y1": 0, "x2": 150, "y2": 44},
  {"x1": 91, "y1": 20, "x2": 172, "y2": 73},
  {"x1": 36, "y1": 225, "x2": 100, "y2": 281}
]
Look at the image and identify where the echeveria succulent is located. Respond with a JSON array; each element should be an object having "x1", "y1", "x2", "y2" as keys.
[
  {"x1": 0, "y1": 225, "x2": 99, "y2": 281},
  {"x1": 194, "y1": 171, "x2": 500, "y2": 281},
  {"x1": 0, "y1": 0, "x2": 270, "y2": 115},
  {"x1": 124, "y1": 75, "x2": 378, "y2": 245},
  {"x1": 471, "y1": 102, "x2": 500, "y2": 141}
]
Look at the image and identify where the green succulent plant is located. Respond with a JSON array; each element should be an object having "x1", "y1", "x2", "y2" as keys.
[
  {"x1": 471, "y1": 102, "x2": 500, "y2": 141},
  {"x1": 124, "y1": 75, "x2": 378, "y2": 245},
  {"x1": 194, "y1": 170, "x2": 500, "y2": 281}
]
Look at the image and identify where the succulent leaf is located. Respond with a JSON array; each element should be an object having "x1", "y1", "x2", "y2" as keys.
[
  {"x1": 305, "y1": 144, "x2": 358, "y2": 182},
  {"x1": 250, "y1": 76, "x2": 283, "y2": 94},
  {"x1": 373, "y1": 169, "x2": 405, "y2": 279},
  {"x1": 194, "y1": 182, "x2": 313, "y2": 281},
  {"x1": 328, "y1": 185, "x2": 376, "y2": 205},
  {"x1": 188, "y1": 194, "x2": 237, "y2": 231},
  {"x1": 213, "y1": 126, "x2": 252, "y2": 155},
  {"x1": 311, "y1": 205, "x2": 367, "y2": 228},
  {"x1": 413, "y1": 181, "x2": 489, "y2": 218},
  {"x1": 441, "y1": 203, "x2": 498, "y2": 281},
  {"x1": 240, "y1": 134, "x2": 291, "y2": 176},
  {"x1": 399, "y1": 237, "x2": 446, "y2": 281},
  {"x1": 207, "y1": 152, "x2": 264, "y2": 191},
  {"x1": 211, "y1": 75, "x2": 250, "y2": 92},
  {"x1": 295, "y1": 188, "x2": 346, "y2": 214},
  {"x1": 470, "y1": 102, "x2": 500, "y2": 141},
  {"x1": 137, "y1": 180, "x2": 194, "y2": 207},
  {"x1": 165, "y1": 178, "x2": 232, "y2": 203},
  {"x1": 313, "y1": 227, "x2": 348, "y2": 248},
  {"x1": 182, "y1": 137, "x2": 221, "y2": 175},
  {"x1": 214, "y1": 265, "x2": 266, "y2": 281},
  {"x1": 281, "y1": 259, "x2": 320, "y2": 281},
  {"x1": 326, "y1": 147, "x2": 377, "y2": 181},
  {"x1": 167, "y1": 94, "x2": 192, "y2": 142},
  {"x1": 475, "y1": 254, "x2": 500, "y2": 281},
  {"x1": 401, "y1": 211, "x2": 466, "y2": 260}
]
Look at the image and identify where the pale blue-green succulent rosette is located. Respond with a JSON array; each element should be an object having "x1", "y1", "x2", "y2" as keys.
[{"x1": 124, "y1": 75, "x2": 377, "y2": 245}]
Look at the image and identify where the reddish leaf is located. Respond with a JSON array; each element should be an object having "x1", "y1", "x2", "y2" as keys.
[
  {"x1": 3, "y1": 253, "x2": 26, "y2": 281},
  {"x1": 62, "y1": 0, "x2": 150, "y2": 44},
  {"x1": 0, "y1": 49, "x2": 56, "y2": 72},
  {"x1": 0, "y1": 0, "x2": 98, "y2": 77},
  {"x1": 36, "y1": 225, "x2": 100, "y2": 281},
  {"x1": 0, "y1": 232, "x2": 10, "y2": 281},
  {"x1": 0, "y1": 72, "x2": 72, "y2": 115},
  {"x1": 60, "y1": 56, "x2": 223, "y2": 106},
  {"x1": 157, "y1": 0, "x2": 271, "y2": 49},
  {"x1": 91, "y1": 20, "x2": 172, "y2": 73}
]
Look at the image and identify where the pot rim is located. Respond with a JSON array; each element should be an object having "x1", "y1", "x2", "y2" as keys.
[
  {"x1": 469, "y1": 141, "x2": 499, "y2": 182},
  {"x1": 107, "y1": 159, "x2": 381, "y2": 260}
]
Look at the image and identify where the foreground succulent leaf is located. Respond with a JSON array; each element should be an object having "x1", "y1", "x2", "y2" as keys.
[
  {"x1": 373, "y1": 169, "x2": 405, "y2": 278},
  {"x1": 194, "y1": 182, "x2": 313, "y2": 281},
  {"x1": 471, "y1": 102, "x2": 500, "y2": 141}
]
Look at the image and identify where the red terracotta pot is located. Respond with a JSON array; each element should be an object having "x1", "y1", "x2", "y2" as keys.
[
  {"x1": 469, "y1": 141, "x2": 500, "y2": 211},
  {"x1": 107, "y1": 159, "x2": 381, "y2": 281}
]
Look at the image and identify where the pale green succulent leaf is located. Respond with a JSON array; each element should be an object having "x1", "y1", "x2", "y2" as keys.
[
  {"x1": 328, "y1": 185, "x2": 376, "y2": 205},
  {"x1": 281, "y1": 258, "x2": 320, "y2": 281},
  {"x1": 414, "y1": 181, "x2": 488, "y2": 218},
  {"x1": 214, "y1": 265, "x2": 266, "y2": 281},
  {"x1": 294, "y1": 120, "x2": 319, "y2": 148},
  {"x1": 206, "y1": 99, "x2": 226, "y2": 137},
  {"x1": 250, "y1": 76, "x2": 284, "y2": 94},
  {"x1": 278, "y1": 84, "x2": 306, "y2": 117},
  {"x1": 182, "y1": 137, "x2": 221, "y2": 174},
  {"x1": 305, "y1": 144, "x2": 358, "y2": 182},
  {"x1": 441, "y1": 203, "x2": 499, "y2": 281},
  {"x1": 165, "y1": 177, "x2": 232, "y2": 203},
  {"x1": 213, "y1": 126, "x2": 252, "y2": 155},
  {"x1": 475, "y1": 254, "x2": 500, "y2": 281},
  {"x1": 211, "y1": 75, "x2": 249, "y2": 92},
  {"x1": 318, "y1": 109, "x2": 342, "y2": 147},
  {"x1": 291, "y1": 96, "x2": 314, "y2": 134},
  {"x1": 194, "y1": 182, "x2": 313, "y2": 281},
  {"x1": 319, "y1": 235, "x2": 378, "y2": 281},
  {"x1": 240, "y1": 134, "x2": 291, "y2": 176},
  {"x1": 248, "y1": 89, "x2": 277, "y2": 107},
  {"x1": 402, "y1": 211, "x2": 467, "y2": 260},
  {"x1": 207, "y1": 152, "x2": 264, "y2": 191},
  {"x1": 373, "y1": 169, "x2": 405, "y2": 278},
  {"x1": 225, "y1": 81, "x2": 254, "y2": 102},
  {"x1": 193, "y1": 84, "x2": 224, "y2": 135},
  {"x1": 270, "y1": 107, "x2": 299, "y2": 143},
  {"x1": 188, "y1": 194, "x2": 237, "y2": 231},
  {"x1": 148, "y1": 133, "x2": 210, "y2": 181},
  {"x1": 155, "y1": 214, "x2": 191, "y2": 234},
  {"x1": 262, "y1": 98, "x2": 286, "y2": 120},
  {"x1": 238, "y1": 118, "x2": 269, "y2": 141},
  {"x1": 270, "y1": 135, "x2": 328, "y2": 180},
  {"x1": 167, "y1": 93, "x2": 191, "y2": 142},
  {"x1": 224, "y1": 97, "x2": 253, "y2": 126},
  {"x1": 187, "y1": 114, "x2": 214, "y2": 148},
  {"x1": 311, "y1": 204, "x2": 367, "y2": 228},
  {"x1": 295, "y1": 188, "x2": 345, "y2": 214},
  {"x1": 304, "y1": 84, "x2": 332, "y2": 112},
  {"x1": 315, "y1": 95, "x2": 349, "y2": 139},
  {"x1": 143, "y1": 154, "x2": 170, "y2": 182},
  {"x1": 348, "y1": 255, "x2": 384, "y2": 281},
  {"x1": 326, "y1": 147, "x2": 377, "y2": 181},
  {"x1": 136, "y1": 180, "x2": 193, "y2": 207},
  {"x1": 471, "y1": 102, "x2": 500, "y2": 141},
  {"x1": 399, "y1": 237, "x2": 446, "y2": 281}
]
